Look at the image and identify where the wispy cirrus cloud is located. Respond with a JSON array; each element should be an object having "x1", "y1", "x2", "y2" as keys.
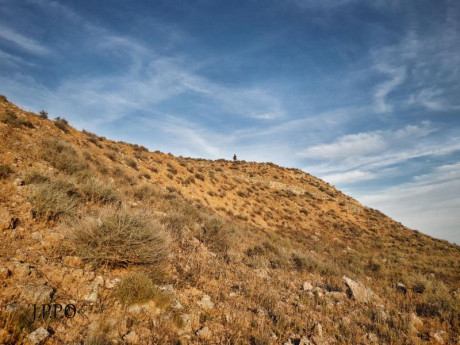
[
  {"x1": 0, "y1": 25, "x2": 49, "y2": 55},
  {"x1": 358, "y1": 162, "x2": 460, "y2": 243}
]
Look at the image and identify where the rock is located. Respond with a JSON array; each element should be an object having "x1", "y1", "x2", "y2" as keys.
[
  {"x1": 84, "y1": 284, "x2": 99, "y2": 303},
  {"x1": 0, "y1": 328, "x2": 14, "y2": 344},
  {"x1": 25, "y1": 327, "x2": 49, "y2": 344},
  {"x1": 311, "y1": 322, "x2": 322, "y2": 338},
  {"x1": 62, "y1": 256, "x2": 83, "y2": 268},
  {"x1": 343, "y1": 276, "x2": 379, "y2": 303},
  {"x1": 0, "y1": 207, "x2": 13, "y2": 230},
  {"x1": 178, "y1": 314, "x2": 192, "y2": 335},
  {"x1": 396, "y1": 282, "x2": 407, "y2": 294},
  {"x1": 430, "y1": 331, "x2": 445, "y2": 344},
  {"x1": 196, "y1": 326, "x2": 211, "y2": 339},
  {"x1": 409, "y1": 312, "x2": 423, "y2": 329},
  {"x1": 198, "y1": 294, "x2": 215, "y2": 310},
  {"x1": 94, "y1": 275, "x2": 104, "y2": 286},
  {"x1": 14, "y1": 178, "x2": 24, "y2": 186},
  {"x1": 105, "y1": 277, "x2": 120, "y2": 289},
  {"x1": 367, "y1": 332, "x2": 378, "y2": 344},
  {"x1": 21, "y1": 285, "x2": 54, "y2": 304},
  {"x1": 31, "y1": 232, "x2": 43, "y2": 241},
  {"x1": 302, "y1": 282, "x2": 313, "y2": 291},
  {"x1": 0, "y1": 266, "x2": 12, "y2": 278},
  {"x1": 123, "y1": 331, "x2": 139, "y2": 344},
  {"x1": 313, "y1": 287, "x2": 323, "y2": 297}
]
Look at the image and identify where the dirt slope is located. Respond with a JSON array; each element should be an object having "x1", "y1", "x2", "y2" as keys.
[{"x1": 0, "y1": 96, "x2": 459, "y2": 344}]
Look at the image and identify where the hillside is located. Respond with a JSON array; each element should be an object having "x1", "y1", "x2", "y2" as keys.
[{"x1": 0, "y1": 96, "x2": 459, "y2": 345}]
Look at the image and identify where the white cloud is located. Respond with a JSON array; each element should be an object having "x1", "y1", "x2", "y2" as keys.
[
  {"x1": 373, "y1": 64, "x2": 406, "y2": 113},
  {"x1": 0, "y1": 25, "x2": 49, "y2": 55},
  {"x1": 357, "y1": 163, "x2": 460, "y2": 244},
  {"x1": 322, "y1": 170, "x2": 377, "y2": 184},
  {"x1": 300, "y1": 132, "x2": 386, "y2": 159}
]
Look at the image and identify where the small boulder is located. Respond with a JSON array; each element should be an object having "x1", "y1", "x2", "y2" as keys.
[
  {"x1": 25, "y1": 327, "x2": 49, "y2": 344},
  {"x1": 198, "y1": 294, "x2": 215, "y2": 310},
  {"x1": 302, "y1": 282, "x2": 313, "y2": 291},
  {"x1": 430, "y1": 331, "x2": 445, "y2": 344},
  {"x1": 62, "y1": 256, "x2": 83, "y2": 268},
  {"x1": 123, "y1": 331, "x2": 139, "y2": 344},
  {"x1": 196, "y1": 326, "x2": 211, "y2": 339},
  {"x1": 343, "y1": 276, "x2": 379, "y2": 304},
  {"x1": 396, "y1": 282, "x2": 407, "y2": 294},
  {"x1": 311, "y1": 322, "x2": 322, "y2": 338},
  {"x1": 30, "y1": 232, "x2": 43, "y2": 241},
  {"x1": 21, "y1": 285, "x2": 54, "y2": 304}
]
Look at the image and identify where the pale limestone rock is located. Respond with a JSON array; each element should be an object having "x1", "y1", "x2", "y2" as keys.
[
  {"x1": 25, "y1": 327, "x2": 49, "y2": 344},
  {"x1": 343, "y1": 276, "x2": 379, "y2": 303},
  {"x1": 62, "y1": 256, "x2": 83, "y2": 268},
  {"x1": 196, "y1": 326, "x2": 211, "y2": 339},
  {"x1": 430, "y1": 331, "x2": 445, "y2": 344},
  {"x1": 94, "y1": 275, "x2": 104, "y2": 286},
  {"x1": 302, "y1": 282, "x2": 313, "y2": 291},
  {"x1": 396, "y1": 282, "x2": 407, "y2": 294},
  {"x1": 21, "y1": 284, "x2": 54, "y2": 304},
  {"x1": 198, "y1": 294, "x2": 215, "y2": 310},
  {"x1": 311, "y1": 322, "x2": 322, "y2": 338},
  {"x1": 123, "y1": 331, "x2": 139, "y2": 344},
  {"x1": 105, "y1": 277, "x2": 120, "y2": 289},
  {"x1": 84, "y1": 284, "x2": 99, "y2": 303},
  {"x1": 31, "y1": 232, "x2": 43, "y2": 241},
  {"x1": 409, "y1": 312, "x2": 423, "y2": 330}
]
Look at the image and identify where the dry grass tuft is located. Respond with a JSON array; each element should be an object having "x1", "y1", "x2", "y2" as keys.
[
  {"x1": 43, "y1": 139, "x2": 88, "y2": 175},
  {"x1": 68, "y1": 207, "x2": 170, "y2": 267},
  {"x1": 30, "y1": 177, "x2": 80, "y2": 221},
  {"x1": 53, "y1": 116, "x2": 70, "y2": 132},
  {"x1": 80, "y1": 177, "x2": 120, "y2": 204},
  {"x1": 113, "y1": 272, "x2": 171, "y2": 308},
  {"x1": 0, "y1": 164, "x2": 14, "y2": 179}
]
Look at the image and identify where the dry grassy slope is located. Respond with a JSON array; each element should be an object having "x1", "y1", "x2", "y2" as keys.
[{"x1": 0, "y1": 97, "x2": 459, "y2": 345}]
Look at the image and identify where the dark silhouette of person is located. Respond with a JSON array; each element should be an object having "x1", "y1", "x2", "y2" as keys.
[{"x1": 233, "y1": 154, "x2": 237, "y2": 161}]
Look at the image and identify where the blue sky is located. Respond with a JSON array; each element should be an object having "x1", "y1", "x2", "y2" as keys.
[{"x1": 1, "y1": 0, "x2": 459, "y2": 243}]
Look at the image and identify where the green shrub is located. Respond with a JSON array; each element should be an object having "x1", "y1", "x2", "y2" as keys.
[
  {"x1": 68, "y1": 208, "x2": 170, "y2": 267},
  {"x1": 39, "y1": 110, "x2": 48, "y2": 119}
]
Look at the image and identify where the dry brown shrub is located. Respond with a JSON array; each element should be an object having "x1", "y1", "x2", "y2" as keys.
[{"x1": 68, "y1": 207, "x2": 170, "y2": 267}]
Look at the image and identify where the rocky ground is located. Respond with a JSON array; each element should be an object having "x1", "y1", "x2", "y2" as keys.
[{"x1": 0, "y1": 96, "x2": 459, "y2": 344}]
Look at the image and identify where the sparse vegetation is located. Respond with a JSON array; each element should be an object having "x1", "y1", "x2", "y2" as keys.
[
  {"x1": 0, "y1": 109, "x2": 34, "y2": 128},
  {"x1": 68, "y1": 208, "x2": 170, "y2": 267},
  {"x1": 0, "y1": 164, "x2": 14, "y2": 178},
  {"x1": 80, "y1": 177, "x2": 120, "y2": 204},
  {"x1": 0, "y1": 98, "x2": 459, "y2": 344},
  {"x1": 29, "y1": 177, "x2": 80, "y2": 221},
  {"x1": 43, "y1": 139, "x2": 88, "y2": 175},
  {"x1": 113, "y1": 272, "x2": 171, "y2": 308},
  {"x1": 126, "y1": 157, "x2": 138, "y2": 170},
  {"x1": 39, "y1": 110, "x2": 48, "y2": 119},
  {"x1": 54, "y1": 116, "x2": 70, "y2": 132}
]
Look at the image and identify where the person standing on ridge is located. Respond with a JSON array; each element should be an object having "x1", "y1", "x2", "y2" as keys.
[{"x1": 233, "y1": 154, "x2": 237, "y2": 161}]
